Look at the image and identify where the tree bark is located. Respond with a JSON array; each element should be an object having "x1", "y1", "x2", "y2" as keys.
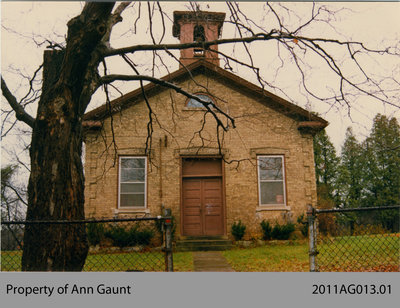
[{"x1": 21, "y1": 2, "x2": 115, "y2": 271}]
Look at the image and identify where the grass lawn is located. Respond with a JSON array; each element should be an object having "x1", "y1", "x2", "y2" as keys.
[
  {"x1": 173, "y1": 252, "x2": 194, "y2": 272},
  {"x1": 1, "y1": 244, "x2": 309, "y2": 272},
  {"x1": 83, "y1": 251, "x2": 195, "y2": 272},
  {"x1": 317, "y1": 233, "x2": 399, "y2": 272},
  {"x1": 2, "y1": 234, "x2": 398, "y2": 272},
  {"x1": 222, "y1": 241, "x2": 310, "y2": 272},
  {"x1": 0, "y1": 250, "x2": 194, "y2": 272},
  {"x1": 1, "y1": 250, "x2": 23, "y2": 272}
]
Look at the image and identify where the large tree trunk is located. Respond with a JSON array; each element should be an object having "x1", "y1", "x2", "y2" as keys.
[
  {"x1": 21, "y1": 3, "x2": 114, "y2": 271},
  {"x1": 22, "y1": 80, "x2": 88, "y2": 270}
]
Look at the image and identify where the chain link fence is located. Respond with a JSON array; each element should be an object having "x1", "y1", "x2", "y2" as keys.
[
  {"x1": 1, "y1": 214, "x2": 173, "y2": 272},
  {"x1": 308, "y1": 205, "x2": 400, "y2": 272}
]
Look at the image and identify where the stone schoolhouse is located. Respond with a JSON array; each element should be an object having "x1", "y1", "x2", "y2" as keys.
[{"x1": 83, "y1": 11, "x2": 327, "y2": 241}]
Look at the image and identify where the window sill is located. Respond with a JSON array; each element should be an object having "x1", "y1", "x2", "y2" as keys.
[
  {"x1": 182, "y1": 107, "x2": 220, "y2": 112},
  {"x1": 256, "y1": 206, "x2": 291, "y2": 212},
  {"x1": 182, "y1": 107, "x2": 206, "y2": 111},
  {"x1": 114, "y1": 208, "x2": 150, "y2": 214}
]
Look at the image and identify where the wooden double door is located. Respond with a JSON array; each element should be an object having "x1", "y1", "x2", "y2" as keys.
[{"x1": 181, "y1": 159, "x2": 224, "y2": 236}]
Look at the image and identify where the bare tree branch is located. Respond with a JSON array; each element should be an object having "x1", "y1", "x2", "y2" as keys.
[
  {"x1": 120, "y1": 53, "x2": 155, "y2": 155},
  {"x1": 2, "y1": 183, "x2": 28, "y2": 207},
  {"x1": 104, "y1": 32, "x2": 278, "y2": 57},
  {"x1": 99, "y1": 73, "x2": 236, "y2": 131},
  {"x1": 1, "y1": 77, "x2": 35, "y2": 128},
  {"x1": 102, "y1": 60, "x2": 119, "y2": 168}
]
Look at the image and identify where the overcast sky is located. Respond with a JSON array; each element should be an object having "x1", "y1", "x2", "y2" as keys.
[{"x1": 2, "y1": 1, "x2": 399, "y2": 172}]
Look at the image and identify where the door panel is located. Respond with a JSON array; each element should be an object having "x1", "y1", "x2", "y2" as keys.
[
  {"x1": 182, "y1": 177, "x2": 224, "y2": 236},
  {"x1": 202, "y1": 178, "x2": 223, "y2": 235},
  {"x1": 182, "y1": 179, "x2": 202, "y2": 236}
]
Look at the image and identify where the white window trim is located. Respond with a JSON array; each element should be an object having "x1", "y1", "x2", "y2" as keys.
[
  {"x1": 118, "y1": 156, "x2": 147, "y2": 209},
  {"x1": 257, "y1": 155, "x2": 287, "y2": 207}
]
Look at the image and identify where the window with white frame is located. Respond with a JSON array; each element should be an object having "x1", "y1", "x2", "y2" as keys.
[
  {"x1": 257, "y1": 155, "x2": 286, "y2": 205},
  {"x1": 119, "y1": 157, "x2": 146, "y2": 208}
]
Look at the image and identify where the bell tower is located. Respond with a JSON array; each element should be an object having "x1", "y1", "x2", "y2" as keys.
[{"x1": 172, "y1": 11, "x2": 225, "y2": 67}]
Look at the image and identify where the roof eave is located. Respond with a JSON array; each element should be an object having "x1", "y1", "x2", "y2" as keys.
[
  {"x1": 297, "y1": 121, "x2": 328, "y2": 135},
  {"x1": 84, "y1": 60, "x2": 328, "y2": 128}
]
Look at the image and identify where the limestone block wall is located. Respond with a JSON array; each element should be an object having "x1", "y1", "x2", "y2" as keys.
[{"x1": 84, "y1": 73, "x2": 318, "y2": 240}]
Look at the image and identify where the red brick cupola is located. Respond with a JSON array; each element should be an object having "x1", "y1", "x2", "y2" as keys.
[{"x1": 173, "y1": 11, "x2": 225, "y2": 67}]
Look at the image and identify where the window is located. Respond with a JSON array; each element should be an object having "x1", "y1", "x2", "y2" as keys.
[
  {"x1": 119, "y1": 157, "x2": 146, "y2": 208},
  {"x1": 186, "y1": 93, "x2": 213, "y2": 108},
  {"x1": 258, "y1": 155, "x2": 286, "y2": 205}
]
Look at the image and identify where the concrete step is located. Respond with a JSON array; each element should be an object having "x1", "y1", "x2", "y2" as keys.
[
  {"x1": 175, "y1": 238, "x2": 233, "y2": 252},
  {"x1": 183, "y1": 236, "x2": 227, "y2": 240},
  {"x1": 176, "y1": 240, "x2": 232, "y2": 246},
  {"x1": 176, "y1": 245, "x2": 233, "y2": 252}
]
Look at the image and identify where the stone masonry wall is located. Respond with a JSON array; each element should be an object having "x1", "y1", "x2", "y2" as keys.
[{"x1": 84, "y1": 73, "x2": 318, "y2": 240}]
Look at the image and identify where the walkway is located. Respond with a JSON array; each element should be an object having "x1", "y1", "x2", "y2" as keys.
[{"x1": 192, "y1": 251, "x2": 235, "y2": 272}]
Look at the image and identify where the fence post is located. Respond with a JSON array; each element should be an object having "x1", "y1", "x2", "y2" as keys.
[
  {"x1": 307, "y1": 204, "x2": 318, "y2": 272},
  {"x1": 163, "y1": 208, "x2": 173, "y2": 272}
]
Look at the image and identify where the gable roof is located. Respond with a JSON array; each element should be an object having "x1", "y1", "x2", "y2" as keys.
[{"x1": 84, "y1": 60, "x2": 328, "y2": 133}]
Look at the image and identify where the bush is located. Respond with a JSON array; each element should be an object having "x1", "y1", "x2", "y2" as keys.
[
  {"x1": 260, "y1": 220, "x2": 272, "y2": 240},
  {"x1": 271, "y1": 222, "x2": 295, "y2": 240},
  {"x1": 353, "y1": 223, "x2": 389, "y2": 236},
  {"x1": 87, "y1": 223, "x2": 105, "y2": 246},
  {"x1": 134, "y1": 228, "x2": 154, "y2": 246},
  {"x1": 104, "y1": 226, "x2": 132, "y2": 248},
  {"x1": 261, "y1": 220, "x2": 295, "y2": 240},
  {"x1": 104, "y1": 225, "x2": 154, "y2": 248},
  {"x1": 231, "y1": 220, "x2": 246, "y2": 240},
  {"x1": 316, "y1": 185, "x2": 336, "y2": 236},
  {"x1": 297, "y1": 214, "x2": 308, "y2": 237}
]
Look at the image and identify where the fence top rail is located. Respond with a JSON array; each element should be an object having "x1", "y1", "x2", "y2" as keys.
[
  {"x1": 315, "y1": 205, "x2": 400, "y2": 214},
  {"x1": 1, "y1": 216, "x2": 172, "y2": 225}
]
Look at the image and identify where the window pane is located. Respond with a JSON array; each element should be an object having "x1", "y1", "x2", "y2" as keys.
[
  {"x1": 259, "y1": 157, "x2": 283, "y2": 180},
  {"x1": 121, "y1": 158, "x2": 145, "y2": 169},
  {"x1": 260, "y1": 182, "x2": 284, "y2": 205},
  {"x1": 120, "y1": 183, "x2": 145, "y2": 193},
  {"x1": 187, "y1": 94, "x2": 212, "y2": 107},
  {"x1": 120, "y1": 194, "x2": 145, "y2": 207},
  {"x1": 119, "y1": 157, "x2": 146, "y2": 208},
  {"x1": 121, "y1": 168, "x2": 145, "y2": 182}
]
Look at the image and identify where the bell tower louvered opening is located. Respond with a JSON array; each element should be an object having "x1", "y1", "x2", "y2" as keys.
[{"x1": 172, "y1": 11, "x2": 226, "y2": 67}]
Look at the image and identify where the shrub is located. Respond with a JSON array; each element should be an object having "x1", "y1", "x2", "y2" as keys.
[
  {"x1": 353, "y1": 223, "x2": 389, "y2": 236},
  {"x1": 260, "y1": 220, "x2": 273, "y2": 240},
  {"x1": 104, "y1": 225, "x2": 155, "y2": 248},
  {"x1": 104, "y1": 226, "x2": 132, "y2": 248},
  {"x1": 316, "y1": 186, "x2": 336, "y2": 236},
  {"x1": 271, "y1": 222, "x2": 295, "y2": 240},
  {"x1": 261, "y1": 220, "x2": 295, "y2": 240},
  {"x1": 87, "y1": 222, "x2": 105, "y2": 246},
  {"x1": 297, "y1": 214, "x2": 308, "y2": 237},
  {"x1": 318, "y1": 213, "x2": 336, "y2": 236},
  {"x1": 231, "y1": 220, "x2": 246, "y2": 241},
  {"x1": 134, "y1": 228, "x2": 154, "y2": 246}
]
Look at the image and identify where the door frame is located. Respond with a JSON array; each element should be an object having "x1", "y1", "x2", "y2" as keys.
[{"x1": 180, "y1": 156, "x2": 226, "y2": 237}]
